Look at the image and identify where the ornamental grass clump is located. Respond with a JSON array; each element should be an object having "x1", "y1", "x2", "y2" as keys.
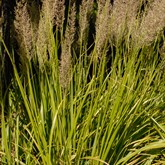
[
  {"x1": 1, "y1": 40, "x2": 165, "y2": 164},
  {"x1": 1, "y1": 0, "x2": 165, "y2": 164}
]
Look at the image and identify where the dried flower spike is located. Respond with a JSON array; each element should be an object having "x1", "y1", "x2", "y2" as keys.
[{"x1": 60, "y1": 3, "x2": 76, "y2": 88}]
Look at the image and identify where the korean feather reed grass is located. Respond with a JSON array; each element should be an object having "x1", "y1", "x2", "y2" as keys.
[
  {"x1": 1, "y1": 0, "x2": 165, "y2": 164},
  {"x1": 1, "y1": 36, "x2": 165, "y2": 164}
]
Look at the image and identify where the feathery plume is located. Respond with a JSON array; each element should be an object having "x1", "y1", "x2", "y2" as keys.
[
  {"x1": 36, "y1": 0, "x2": 65, "y2": 68},
  {"x1": 135, "y1": 0, "x2": 165, "y2": 45},
  {"x1": 95, "y1": 0, "x2": 112, "y2": 57},
  {"x1": 79, "y1": 0, "x2": 94, "y2": 42},
  {"x1": 60, "y1": 3, "x2": 76, "y2": 88},
  {"x1": 14, "y1": 0, "x2": 34, "y2": 64},
  {"x1": 110, "y1": 0, "x2": 140, "y2": 38},
  {"x1": 54, "y1": 0, "x2": 65, "y2": 30},
  {"x1": 41, "y1": 0, "x2": 65, "y2": 29},
  {"x1": 36, "y1": 16, "x2": 49, "y2": 67}
]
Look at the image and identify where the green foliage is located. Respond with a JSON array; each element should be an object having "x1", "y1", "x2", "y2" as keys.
[
  {"x1": 1, "y1": 0, "x2": 165, "y2": 164},
  {"x1": 1, "y1": 32, "x2": 165, "y2": 164}
]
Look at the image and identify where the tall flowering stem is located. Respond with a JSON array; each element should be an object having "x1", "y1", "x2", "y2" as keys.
[{"x1": 60, "y1": 3, "x2": 76, "y2": 88}]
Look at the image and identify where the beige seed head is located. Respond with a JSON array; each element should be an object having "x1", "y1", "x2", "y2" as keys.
[
  {"x1": 14, "y1": 0, "x2": 34, "y2": 64},
  {"x1": 95, "y1": 0, "x2": 112, "y2": 57},
  {"x1": 135, "y1": 0, "x2": 165, "y2": 45},
  {"x1": 36, "y1": 0, "x2": 65, "y2": 68},
  {"x1": 110, "y1": 0, "x2": 140, "y2": 39},
  {"x1": 79, "y1": 0, "x2": 94, "y2": 42},
  {"x1": 60, "y1": 3, "x2": 76, "y2": 88}
]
